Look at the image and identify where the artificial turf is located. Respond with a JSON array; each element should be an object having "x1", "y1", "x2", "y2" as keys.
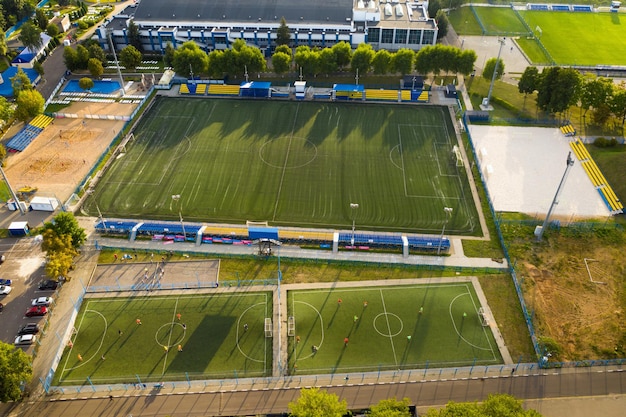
[
  {"x1": 85, "y1": 97, "x2": 479, "y2": 235},
  {"x1": 53, "y1": 293, "x2": 272, "y2": 385},
  {"x1": 287, "y1": 283, "x2": 503, "y2": 374}
]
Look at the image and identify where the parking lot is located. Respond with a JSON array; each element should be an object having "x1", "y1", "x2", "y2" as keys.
[{"x1": 0, "y1": 237, "x2": 59, "y2": 354}]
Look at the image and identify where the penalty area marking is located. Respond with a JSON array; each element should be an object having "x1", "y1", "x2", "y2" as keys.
[
  {"x1": 449, "y1": 293, "x2": 493, "y2": 352},
  {"x1": 293, "y1": 300, "x2": 325, "y2": 361},
  {"x1": 63, "y1": 309, "x2": 108, "y2": 372}
]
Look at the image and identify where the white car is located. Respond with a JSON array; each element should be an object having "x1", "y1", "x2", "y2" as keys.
[
  {"x1": 14, "y1": 334, "x2": 36, "y2": 346},
  {"x1": 31, "y1": 296, "x2": 53, "y2": 307},
  {"x1": 0, "y1": 285, "x2": 11, "y2": 295}
]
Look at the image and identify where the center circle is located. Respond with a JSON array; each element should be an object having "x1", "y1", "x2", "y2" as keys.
[
  {"x1": 259, "y1": 136, "x2": 318, "y2": 169},
  {"x1": 373, "y1": 313, "x2": 404, "y2": 337},
  {"x1": 155, "y1": 322, "x2": 186, "y2": 348}
]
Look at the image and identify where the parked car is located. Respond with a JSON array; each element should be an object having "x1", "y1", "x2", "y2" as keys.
[
  {"x1": 25, "y1": 306, "x2": 47, "y2": 317},
  {"x1": 0, "y1": 279, "x2": 12, "y2": 286},
  {"x1": 31, "y1": 297, "x2": 53, "y2": 307},
  {"x1": 17, "y1": 323, "x2": 40, "y2": 335},
  {"x1": 0, "y1": 254, "x2": 5, "y2": 264},
  {"x1": 0, "y1": 285, "x2": 11, "y2": 295},
  {"x1": 14, "y1": 334, "x2": 36, "y2": 346},
  {"x1": 38, "y1": 280, "x2": 59, "y2": 291}
]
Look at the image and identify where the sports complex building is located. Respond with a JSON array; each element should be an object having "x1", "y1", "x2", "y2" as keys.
[{"x1": 96, "y1": 0, "x2": 438, "y2": 54}]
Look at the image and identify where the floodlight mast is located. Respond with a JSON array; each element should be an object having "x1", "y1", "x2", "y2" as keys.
[
  {"x1": 536, "y1": 152, "x2": 575, "y2": 241},
  {"x1": 484, "y1": 37, "x2": 506, "y2": 108}
]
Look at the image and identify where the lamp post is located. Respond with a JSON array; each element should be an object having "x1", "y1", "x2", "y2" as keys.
[
  {"x1": 350, "y1": 203, "x2": 359, "y2": 246},
  {"x1": 171, "y1": 194, "x2": 187, "y2": 241},
  {"x1": 482, "y1": 37, "x2": 506, "y2": 110},
  {"x1": 437, "y1": 207, "x2": 453, "y2": 255}
]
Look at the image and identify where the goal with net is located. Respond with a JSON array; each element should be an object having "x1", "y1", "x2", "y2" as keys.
[{"x1": 478, "y1": 307, "x2": 490, "y2": 326}]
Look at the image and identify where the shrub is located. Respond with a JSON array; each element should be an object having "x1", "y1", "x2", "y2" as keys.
[{"x1": 593, "y1": 137, "x2": 618, "y2": 148}]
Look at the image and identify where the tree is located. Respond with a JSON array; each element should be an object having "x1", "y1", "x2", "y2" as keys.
[
  {"x1": 87, "y1": 45, "x2": 106, "y2": 66},
  {"x1": 276, "y1": 17, "x2": 291, "y2": 46},
  {"x1": 76, "y1": 44, "x2": 90, "y2": 69},
  {"x1": 0, "y1": 29, "x2": 8, "y2": 56},
  {"x1": 44, "y1": 212, "x2": 86, "y2": 249},
  {"x1": 275, "y1": 44, "x2": 292, "y2": 57},
  {"x1": 0, "y1": 6, "x2": 6, "y2": 32},
  {"x1": 457, "y1": 49, "x2": 477, "y2": 76},
  {"x1": 173, "y1": 41, "x2": 208, "y2": 77},
  {"x1": 0, "y1": 341, "x2": 33, "y2": 402},
  {"x1": 536, "y1": 66, "x2": 581, "y2": 115},
  {"x1": 392, "y1": 48, "x2": 414, "y2": 75},
  {"x1": 45, "y1": 250, "x2": 75, "y2": 279},
  {"x1": 10, "y1": 67, "x2": 32, "y2": 98},
  {"x1": 119, "y1": 45, "x2": 142, "y2": 70},
  {"x1": 579, "y1": 76, "x2": 614, "y2": 118},
  {"x1": 14, "y1": 88, "x2": 44, "y2": 122},
  {"x1": 163, "y1": 42, "x2": 175, "y2": 67},
  {"x1": 332, "y1": 41, "x2": 352, "y2": 70},
  {"x1": 518, "y1": 66, "x2": 539, "y2": 98},
  {"x1": 608, "y1": 83, "x2": 626, "y2": 128},
  {"x1": 288, "y1": 387, "x2": 348, "y2": 417},
  {"x1": 87, "y1": 58, "x2": 104, "y2": 77},
  {"x1": 372, "y1": 49, "x2": 392, "y2": 75},
  {"x1": 370, "y1": 397, "x2": 412, "y2": 417},
  {"x1": 425, "y1": 394, "x2": 544, "y2": 417},
  {"x1": 294, "y1": 45, "x2": 320, "y2": 76},
  {"x1": 0, "y1": 143, "x2": 6, "y2": 166},
  {"x1": 318, "y1": 47, "x2": 337, "y2": 75},
  {"x1": 33, "y1": 61, "x2": 44, "y2": 76},
  {"x1": 482, "y1": 57, "x2": 504, "y2": 81},
  {"x1": 435, "y1": 10, "x2": 449, "y2": 39},
  {"x1": 0, "y1": 97, "x2": 14, "y2": 122},
  {"x1": 41, "y1": 228, "x2": 77, "y2": 280},
  {"x1": 63, "y1": 46, "x2": 79, "y2": 71},
  {"x1": 231, "y1": 39, "x2": 266, "y2": 75},
  {"x1": 127, "y1": 19, "x2": 142, "y2": 52},
  {"x1": 46, "y1": 22, "x2": 59, "y2": 37},
  {"x1": 18, "y1": 22, "x2": 43, "y2": 52},
  {"x1": 35, "y1": 8, "x2": 48, "y2": 30},
  {"x1": 271, "y1": 51, "x2": 291, "y2": 74},
  {"x1": 351, "y1": 43, "x2": 375, "y2": 75}
]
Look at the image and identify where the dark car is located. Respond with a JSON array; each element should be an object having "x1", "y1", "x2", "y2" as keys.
[
  {"x1": 0, "y1": 278, "x2": 12, "y2": 286},
  {"x1": 38, "y1": 280, "x2": 58, "y2": 291},
  {"x1": 25, "y1": 306, "x2": 47, "y2": 317},
  {"x1": 17, "y1": 323, "x2": 40, "y2": 335}
]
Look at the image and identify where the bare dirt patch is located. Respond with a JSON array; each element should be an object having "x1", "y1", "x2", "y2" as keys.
[
  {"x1": 4, "y1": 101, "x2": 137, "y2": 203},
  {"x1": 512, "y1": 229, "x2": 626, "y2": 361}
]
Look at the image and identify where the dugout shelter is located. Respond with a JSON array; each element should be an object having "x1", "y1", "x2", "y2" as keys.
[{"x1": 240, "y1": 81, "x2": 271, "y2": 98}]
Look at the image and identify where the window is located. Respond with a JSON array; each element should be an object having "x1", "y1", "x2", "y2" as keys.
[
  {"x1": 368, "y1": 27, "x2": 380, "y2": 42},
  {"x1": 408, "y1": 30, "x2": 421, "y2": 44},
  {"x1": 381, "y1": 28, "x2": 393, "y2": 43},
  {"x1": 422, "y1": 30, "x2": 435, "y2": 44},
  {"x1": 395, "y1": 29, "x2": 407, "y2": 44}
]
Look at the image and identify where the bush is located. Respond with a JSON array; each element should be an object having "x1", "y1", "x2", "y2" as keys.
[
  {"x1": 77, "y1": 20, "x2": 88, "y2": 30},
  {"x1": 593, "y1": 137, "x2": 618, "y2": 148}
]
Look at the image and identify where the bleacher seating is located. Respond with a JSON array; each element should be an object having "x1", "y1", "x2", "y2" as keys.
[
  {"x1": 208, "y1": 84, "x2": 241, "y2": 96},
  {"x1": 30, "y1": 114, "x2": 54, "y2": 129},
  {"x1": 572, "y1": 5, "x2": 593, "y2": 12},
  {"x1": 407, "y1": 236, "x2": 450, "y2": 251},
  {"x1": 6, "y1": 114, "x2": 55, "y2": 152},
  {"x1": 551, "y1": 5, "x2": 570, "y2": 11},
  {"x1": 528, "y1": 4, "x2": 549, "y2": 10},
  {"x1": 280, "y1": 229, "x2": 334, "y2": 242},
  {"x1": 179, "y1": 84, "x2": 190, "y2": 94},
  {"x1": 137, "y1": 222, "x2": 202, "y2": 236},
  {"x1": 338, "y1": 233, "x2": 403, "y2": 246},
  {"x1": 95, "y1": 220, "x2": 140, "y2": 234},
  {"x1": 560, "y1": 124, "x2": 576, "y2": 136},
  {"x1": 417, "y1": 90, "x2": 429, "y2": 102},
  {"x1": 365, "y1": 89, "x2": 398, "y2": 102},
  {"x1": 400, "y1": 90, "x2": 412, "y2": 102},
  {"x1": 569, "y1": 138, "x2": 623, "y2": 214},
  {"x1": 195, "y1": 84, "x2": 207, "y2": 95}
]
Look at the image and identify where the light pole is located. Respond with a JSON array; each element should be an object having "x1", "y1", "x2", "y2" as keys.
[
  {"x1": 106, "y1": 29, "x2": 126, "y2": 96},
  {"x1": 482, "y1": 37, "x2": 506, "y2": 110},
  {"x1": 535, "y1": 152, "x2": 575, "y2": 241},
  {"x1": 437, "y1": 207, "x2": 453, "y2": 255},
  {"x1": 171, "y1": 194, "x2": 187, "y2": 241},
  {"x1": 350, "y1": 203, "x2": 359, "y2": 246}
]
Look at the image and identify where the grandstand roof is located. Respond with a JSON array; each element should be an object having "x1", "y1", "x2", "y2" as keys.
[{"x1": 133, "y1": 0, "x2": 353, "y2": 25}]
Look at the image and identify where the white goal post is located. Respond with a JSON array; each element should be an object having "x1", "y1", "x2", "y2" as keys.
[
  {"x1": 265, "y1": 318, "x2": 273, "y2": 338},
  {"x1": 478, "y1": 307, "x2": 490, "y2": 327},
  {"x1": 452, "y1": 145, "x2": 464, "y2": 167},
  {"x1": 247, "y1": 220, "x2": 269, "y2": 227}
]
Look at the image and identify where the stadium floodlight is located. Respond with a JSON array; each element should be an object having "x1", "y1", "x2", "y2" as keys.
[
  {"x1": 350, "y1": 203, "x2": 359, "y2": 246},
  {"x1": 106, "y1": 29, "x2": 126, "y2": 96},
  {"x1": 535, "y1": 152, "x2": 575, "y2": 241},
  {"x1": 437, "y1": 207, "x2": 453, "y2": 255},
  {"x1": 482, "y1": 37, "x2": 506, "y2": 111}
]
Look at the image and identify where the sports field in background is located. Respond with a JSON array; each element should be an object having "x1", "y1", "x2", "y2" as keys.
[
  {"x1": 454, "y1": 6, "x2": 626, "y2": 66},
  {"x1": 54, "y1": 293, "x2": 272, "y2": 385},
  {"x1": 288, "y1": 283, "x2": 502, "y2": 374},
  {"x1": 86, "y1": 98, "x2": 479, "y2": 235}
]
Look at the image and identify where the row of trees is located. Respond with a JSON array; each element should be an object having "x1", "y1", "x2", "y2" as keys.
[
  {"x1": 287, "y1": 387, "x2": 543, "y2": 416},
  {"x1": 41, "y1": 212, "x2": 86, "y2": 280},
  {"x1": 518, "y1": 66, "x2": 626, "y2": 127},
  {"x1": 165, "y1": 39, "x2": 476, "y2": 80}
]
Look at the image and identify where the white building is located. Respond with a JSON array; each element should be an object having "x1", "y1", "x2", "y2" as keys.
[{"x1": 96, "y1": 0, "x2": 437, "y2": 55}]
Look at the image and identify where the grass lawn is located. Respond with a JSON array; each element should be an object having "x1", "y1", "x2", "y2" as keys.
[
  {"x1": 446, "y1": 7, "x2": 484, "y2": 36},
  {"x1": 54, "y1": 293, "x2": 272, "y2": 384},
  {"x1": 588, "y1": 144, "x2": 626, "y2": 203},
  {"x1": 472, "y1": 6, "x2": 530, "y2": 35},
  {"x1": 519, "y1": 11, "x2": 626, "y2": 66},
  {"x1": 87, "y1": 97, "x2": 479, "y2": 235},
  {"x1": 288, "y1": 283, "x2": 503, "y2": 374}
]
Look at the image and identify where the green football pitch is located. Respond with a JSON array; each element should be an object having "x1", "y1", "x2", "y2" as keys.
[
  {"x1": 85, "y1": 97, "x2": 479, "y2": 235},
  {"x1": 288, "y1": 283, "x2": 503, "y2": 374},
  {"x1": 54, "y1": 293, "x2": 272, "y2": 385}
]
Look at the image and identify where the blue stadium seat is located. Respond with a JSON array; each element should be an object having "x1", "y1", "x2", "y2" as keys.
[{"x1": 95, "y1": 220, "x2": 139, "y2": 233}]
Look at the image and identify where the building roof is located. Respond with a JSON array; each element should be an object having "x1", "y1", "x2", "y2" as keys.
[
  {"x1": 11, "y1": 33, "x2": 52, "y2": 65},
  {"x1": 0, "y1": 67, "x2": 40, "y2": 97},
  {"x1": 133, "y1": 0, "x2": 354, "y2": 25}
]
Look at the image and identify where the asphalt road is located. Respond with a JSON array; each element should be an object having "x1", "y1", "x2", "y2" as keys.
[{"x1": 14, "y1": 368, "x2": 625, "y2": 416}]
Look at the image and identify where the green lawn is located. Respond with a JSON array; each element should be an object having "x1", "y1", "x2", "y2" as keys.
[
  {"x1": 288, "y1": 283, "x2": 503, "y2": 374},
  {"x1": 473, "y1": 6, "x2": 530, "y2": 35},
  {"x1": 588, "y1": 144, "x2": 626, "y2": 203},
  {"x1": 519, "y1": 11, "x2": 626, "y2": 65},
  {"x1": 53, "y1": 293, "x2": 272, "y2": 384},
  {"x1": 86, "y1": 97, "x2": 480, "y2": 235}
]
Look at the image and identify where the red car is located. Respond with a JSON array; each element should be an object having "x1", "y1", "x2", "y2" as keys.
[{"x1": 25, "y1": 306, "x2": 48, "y2": 317}]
